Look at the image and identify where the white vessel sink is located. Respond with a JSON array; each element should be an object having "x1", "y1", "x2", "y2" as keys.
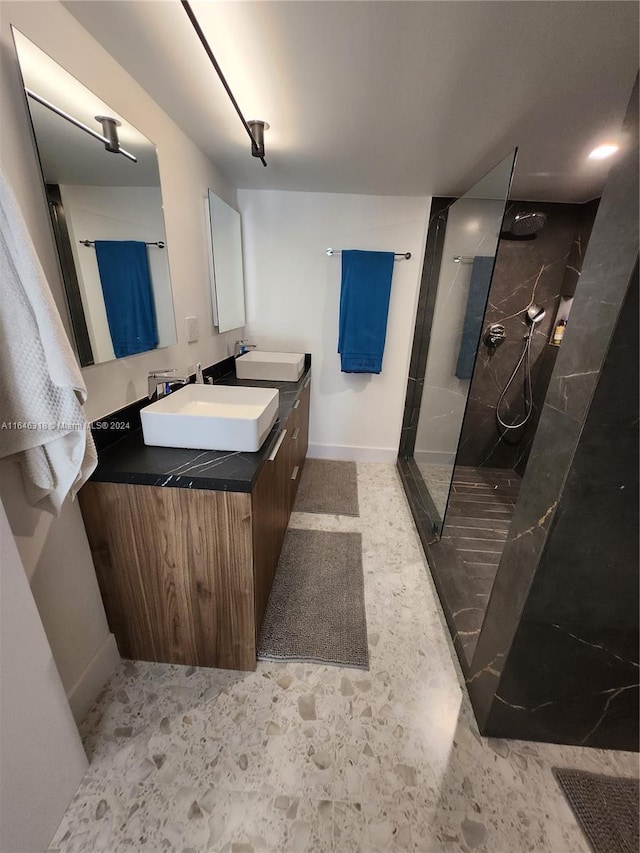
[
  {"x1": 141, "y1": 384, "x2": 279, "y2": 452},
  {"x1": 236, "y1": 350, "x2": 305, "y2": 382}
]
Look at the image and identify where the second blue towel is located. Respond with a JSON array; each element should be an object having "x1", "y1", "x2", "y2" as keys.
[
  {"x1": 95, "y1": 240, "x2": 159, "y2": 358},
  {"x1": 338, "y1": 249, "x2": 395, "y2": 374},
  {"x1": 455, "y1": 255, "x2": 493, "y2": 380}
]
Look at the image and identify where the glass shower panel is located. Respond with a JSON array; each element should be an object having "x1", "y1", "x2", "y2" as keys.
[{"x1": 414, "y1": 151, "x2": 516, "y2": 531}]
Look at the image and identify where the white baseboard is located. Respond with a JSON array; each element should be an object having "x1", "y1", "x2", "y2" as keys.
[
  {"x1": 66, "y1": 633, "x2": 120, "y2": 723},
  {"x1": 307, "y1": 443, "x2": 398, "y2": 463}
]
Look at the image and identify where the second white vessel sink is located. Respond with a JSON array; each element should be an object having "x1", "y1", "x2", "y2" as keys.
[
  {"x1": 236, "y1": 350, "x2": 305, "y2": 382},
  {"x1": 141, "y1": 384, "x2": 279, "y2": 452}
]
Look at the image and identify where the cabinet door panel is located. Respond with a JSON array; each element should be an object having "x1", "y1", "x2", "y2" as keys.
[{"x1": 79, "y1": 482, "x2": 255, "y2": 670}]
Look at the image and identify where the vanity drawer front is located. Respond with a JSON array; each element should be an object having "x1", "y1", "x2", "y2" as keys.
[
  {"x1": 296, "y1": 381, "x2": 311, "y2": 468},
  {"x1": 252, "y1": 377, "x2": 311, "y2": 630},
  {"x1": 290, "y1": 381, "x2": 310, "y2": 503},
  {"x1": 252, "y1": 424, "x2": 292, "y2": 631},
  {"x1": 289, "y1": 377, "x2": 311, "y2": 507},
  {"x1": 287, "y1": 403, "x2": 300, "y2": 508}
]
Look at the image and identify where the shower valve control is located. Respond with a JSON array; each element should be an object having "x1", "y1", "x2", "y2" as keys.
[{"x1": 485, "y1": 323, "x2": 506, "y2": 349}]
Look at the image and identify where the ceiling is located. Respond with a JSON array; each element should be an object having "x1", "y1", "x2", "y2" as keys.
[{"x1": 63, "y1": 1, "x2": 639, "y2": 202}]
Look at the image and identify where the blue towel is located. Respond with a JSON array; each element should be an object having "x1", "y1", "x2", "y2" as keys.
[
  {"x1": 338, "y1": 250, "x2": 395, "y2": 374},
  {"x1": 94, "y1": 240, "x2": 159, "y2": 358},
  {"x1": 455, "y1": 255, "x2": 493, "y2": 380}
]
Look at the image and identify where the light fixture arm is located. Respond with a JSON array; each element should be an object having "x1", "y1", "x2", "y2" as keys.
[
  {"x1": 181, "y1": 0, "x2": 268, "y2": 167},
  {"x1": 25, "y1": 88, "x2": 137, "y2": 163}
]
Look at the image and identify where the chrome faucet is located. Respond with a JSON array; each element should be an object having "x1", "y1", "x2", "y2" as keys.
[
  {"x1": 234, "y1": 340, "x2": 257, "y2": 357},
  {"x1": 195, "y1": 362, "x2": 204, "y2": 384},
  {"x1": 148, "y1": 369, "x2": 189, "y2": 400}
]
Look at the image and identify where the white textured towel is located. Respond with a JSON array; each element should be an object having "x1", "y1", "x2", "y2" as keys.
[{"x1": 0, "y1": 168, "x2": 97, "y2": 514}]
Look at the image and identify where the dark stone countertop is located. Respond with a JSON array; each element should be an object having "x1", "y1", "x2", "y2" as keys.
[{"x1": 89, "y1": 361, "x2": 311, "y2": 493}]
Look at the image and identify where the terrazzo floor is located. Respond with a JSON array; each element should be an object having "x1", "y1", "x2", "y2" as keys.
[{"x1": 49, "y1": 464, "x2": 638, "y2": 853}]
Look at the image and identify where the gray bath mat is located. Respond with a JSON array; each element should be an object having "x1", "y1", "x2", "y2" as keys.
[
  {"x1": 258, "y1": 529, "x2": 369, "y2": 669},
  {"x1": 293, "y1": 459, "x2": 359, "y2": 516},
  {"x1": 553, "y1": 769, "x2": 639, "y2": 853}
]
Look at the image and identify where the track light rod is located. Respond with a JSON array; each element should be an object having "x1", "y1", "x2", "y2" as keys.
[
  {"x1": 25, "y1": 89, "x2": 137, "y2": 163},
  {"x1": 181, "y1": 0, "x2": 267, "y2": 167}
]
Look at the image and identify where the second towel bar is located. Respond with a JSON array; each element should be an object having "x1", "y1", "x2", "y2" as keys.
[
  {"x1": 326, "y1": 248, "x2": 411, "y2": 260},
  {"x1": 80, "y1": 239, "x2": 166, "y2": 248}
]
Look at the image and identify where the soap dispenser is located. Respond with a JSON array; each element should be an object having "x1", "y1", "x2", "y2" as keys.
[{"x1": 552, "y1": 318, "x2": 567, "y2": 345}]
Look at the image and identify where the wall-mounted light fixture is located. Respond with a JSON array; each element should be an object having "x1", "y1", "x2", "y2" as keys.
[
  {"x1": 25, "y1": 88, "x2": 137, "y2": 162},
  {"x1": 95, "y1": 115, "x2": 123, "y2": 154},
  {"x1": 181, "y1": 1, "x2": 269, "y2": 167},
  {"x1": 247, "y1": 120, "x2": 269, "y2": 160}
]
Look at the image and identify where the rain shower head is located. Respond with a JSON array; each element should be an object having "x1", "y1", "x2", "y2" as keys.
[
  {"x1": 500, "y1": 211, "x2": 548, "y2": 241},
  {"x1": 527, "y1": 304, "x2": 546, "y2": 324},
  {"x1": 510, "y1": 212, "x2": 547, "y2": 236}
]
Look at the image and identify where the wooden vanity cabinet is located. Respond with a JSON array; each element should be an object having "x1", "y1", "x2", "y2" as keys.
[
  {"x1": 79, "y1": 378, "x2": 310, "y2": 673},
  {"x1": 252, "y1": 373, "x2": 311, "y2": 626}
]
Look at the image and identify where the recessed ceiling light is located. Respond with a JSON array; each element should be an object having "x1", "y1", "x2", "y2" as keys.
[{"x1": 588, "y1": 143, "x2": 620, "y2": 160}]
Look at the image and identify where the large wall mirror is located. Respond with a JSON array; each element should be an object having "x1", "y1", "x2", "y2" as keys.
[
  {"x1": 12, "y1": 28, "x2": 177, "y2": 367},
  {"x1": 206, "y1": 189, "x2": 246, "y2": 333}
]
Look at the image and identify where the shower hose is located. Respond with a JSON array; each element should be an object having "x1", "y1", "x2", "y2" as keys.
[{"x1": 495, "y1": 324, "x2": 536, "y2": 431}]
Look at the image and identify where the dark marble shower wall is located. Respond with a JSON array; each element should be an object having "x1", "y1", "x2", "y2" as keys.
[
  {"x1": 466, "y1": 75, "x2": 639, "y2": 752},
  {"x1": 482, "y1": 264, "x2": 639, "y2": 750},
  {"x1": 514, "y1": 200, "x2": 600, "y2": 476},
  {"x1": 456, "y1": 200, "x2": 597, "y2": 470}
]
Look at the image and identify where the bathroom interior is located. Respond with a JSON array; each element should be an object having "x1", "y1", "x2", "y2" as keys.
[{"x1": 0, "y1": 2, "x2": 638, "y2": 851}]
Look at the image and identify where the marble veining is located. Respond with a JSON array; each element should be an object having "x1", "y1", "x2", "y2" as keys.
[
  {"x1": 457, "y1": 200, "x2": 596, "y2": 470},
  {"x1": 478, "y1": 259, "x2": 639, "y2": 751},
  {"x1": 89, "y1": 365, "x2": 311, "y2": 493},
  {"x1": 50, "y1": 463, "x2": 638, "y2": 852}
]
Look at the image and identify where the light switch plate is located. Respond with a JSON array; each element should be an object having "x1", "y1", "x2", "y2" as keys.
[{"x1": 186, "y1": 316, "x2": 199, "y2": 342}]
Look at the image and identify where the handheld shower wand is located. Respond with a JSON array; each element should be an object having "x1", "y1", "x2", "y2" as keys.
[{"x1": 495, "y1": 304, "x2": 546, "y2": 432}]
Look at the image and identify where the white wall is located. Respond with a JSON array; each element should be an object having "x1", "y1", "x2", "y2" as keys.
[
  {"x1": 62, "y1": 185, "x2": 176, "y2": 363},
  {"x1": 0, "y1": 495, "x2": 88, "y2": 853},
  {"x1": 0, "y1": 3, "x2": 244, "y2": 847},
  {"x1": 239, "y1": 190, "x2": 429, "y2": 461}
]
